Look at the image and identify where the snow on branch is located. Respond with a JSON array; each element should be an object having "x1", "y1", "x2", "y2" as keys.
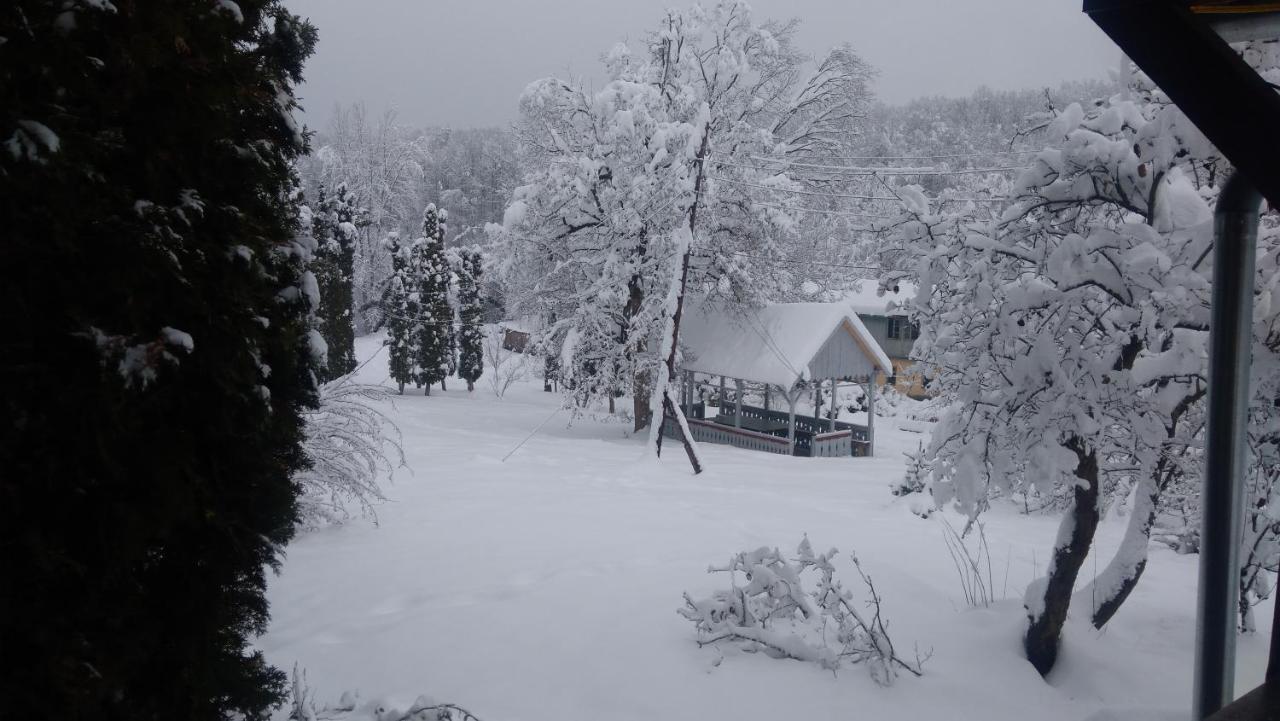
[
  {"x1": 679, "y1": 537, "x2": 926, "y2": 685},
  {"x1": 295, "y1": 379, "x2": 404, "y2": 528},
  {"x1": 288, "y1": 666, "x2": 484, "y2": 721}
]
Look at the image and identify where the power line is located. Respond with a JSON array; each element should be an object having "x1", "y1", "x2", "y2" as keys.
[
  {"x1": 723, "y1": 250, "x2": 883, "y2": 271},
  {"x1": 741, "y1": 158, "x2": 1025, "y2": 176},
  {"x1": 775, "y1": 150, "x2": 1040, "y2": 161},
  {"x1": 710, "y1": 165, "x2": 1006, "y2": 203}
]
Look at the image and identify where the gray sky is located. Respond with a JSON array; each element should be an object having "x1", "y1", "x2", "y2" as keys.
[{"x1": 285, "y1": 0, "x2": 1121, "y2": 130}]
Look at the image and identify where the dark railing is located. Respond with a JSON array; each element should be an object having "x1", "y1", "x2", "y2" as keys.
[{"x1": 696, "y1": 402, "x2": 870, "y2": 457}]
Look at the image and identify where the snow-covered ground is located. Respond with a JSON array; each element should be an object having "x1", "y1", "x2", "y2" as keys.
[{"x1": 260, "y1": 335, "x2": 1270, "y2": 721}]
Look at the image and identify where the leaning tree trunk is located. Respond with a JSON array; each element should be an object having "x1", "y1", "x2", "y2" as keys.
[
  {"x1": 1075, "y1": 392, "x2": 1199, "y2": 629},
  {"x1": 1024, "y1": 437, "x2": 1101, "y2": 676},
  {"x1": 1075, "y1": 471, "x2": 1159, "y2": 629},
  {"x1": 650, "y1": 238, "x2": 702, "y2": 474}
]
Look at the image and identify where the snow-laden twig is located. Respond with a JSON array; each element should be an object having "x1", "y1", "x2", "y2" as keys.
[
  {"x1": 940, "y1": 518, "x2": 994, "y2": 608},
  {"x1": 296, "y1": 379, "x2": 404, "y2": 528},
  {"x1": 679, "y1": 537, "x2": 925, "y2": 685},
  {"x1": 288, "y1": 666, "x2": 484, "y2": 721}
]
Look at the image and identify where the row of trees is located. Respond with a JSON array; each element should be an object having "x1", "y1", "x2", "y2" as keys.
[
  {"x1": 387, "y1": 205, "x2": 485, "y2": 394},
  {"x1": 296, "y1": 110, "x2": 518, "y2": 333}
]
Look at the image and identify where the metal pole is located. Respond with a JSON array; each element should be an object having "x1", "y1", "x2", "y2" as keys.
[{"x1": 1194, "y1": 171, "x2": 1260, "y2": 720}]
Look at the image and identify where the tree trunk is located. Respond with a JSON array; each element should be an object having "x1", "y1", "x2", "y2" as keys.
[
  {"x1": 466, "y1": 380, "x2": 474, "y2": 392},
  {"x1": 1077, "y1": 389, "x2": 1201, "y2": 628},
  {"x1": 398, "y1": 381, "x2": 405, "y2": 395},
  {"x1": 424, "y1": 385, "x2": 431, "y2": 396},
  {"x1": 633, "y1": 369, "x2": 652, "y2": 432},
  {"x1": 440, "y1": 377, "x2": 447, "y2": 391},
  {"x1": 1024, "y1": 437, "x2": 1101, "y2": 677},
  {"x1": 1076, "y1": 470, "x2": 1160, "y2": 629}
]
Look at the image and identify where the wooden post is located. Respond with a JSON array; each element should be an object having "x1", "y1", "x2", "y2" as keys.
[
  {"x1": 689, "y1": 371, "x2": 698, "y2": 418},
  {"x1": 763, "y1": 384, "x2": 771, "y2": 411},
  {"x1": 813, "y1": 381, "x2": 822, "y2": 424},
  {"x1": 719, "y1": 375, "x2": 726, "y2": 413},
  {"x1": 867, "y1": 373, "x2": 876, "y2": 457},
  {"x1": 734, "y1": 378, "x2": 744, "y2": 428},
  {"x1": 829, "y1": 378, "x2": 837, "y2": 431},
  {"x1": 786, "y1": 387, "x2": 798, "y2": 456},
  {"x1": 679, "y1": 369, "x2": 687, "y2": 412}
]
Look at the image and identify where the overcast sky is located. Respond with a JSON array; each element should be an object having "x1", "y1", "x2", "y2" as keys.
[{"x1": 284, "y1": 0, "x2": 1121, "y2": 130}]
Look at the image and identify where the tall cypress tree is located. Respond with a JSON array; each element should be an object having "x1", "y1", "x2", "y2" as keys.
[
  {"x1": 1, "y1": 3, "x2": 318, "y2": 720},
  {"x1": 415, "y1": 204, "x2": 453, "y2": 394},
  {"x1": 384, "y1": 232, "x2": 417, "y2": 394},
  {"x1": 312, "y1": 181, "x2": 360, "y2": 381},
  {"x1": 439, "y1": 209, "x2": 457, "y2": 390},
  {"x1": 457, "y1": 250, "x2": 486, "y2": 392}
]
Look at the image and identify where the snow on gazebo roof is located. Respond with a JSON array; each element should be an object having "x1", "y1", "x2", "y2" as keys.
[
  {"x1": 679, "y1": 299, "x2": 892, "y2": 389},
  {"x1": 843, "y1": 281, "x2": 918, "y2": 317}
]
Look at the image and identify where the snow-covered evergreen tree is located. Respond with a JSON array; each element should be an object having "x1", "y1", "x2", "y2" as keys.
[
  {"x1": 456, "y1": 249, "x2": 485, "y2": 392},
  {"x1": 384, "y1": 232, "x2": 417, "y2": 394},
  {"x1": 1, "y1": 2, "x2": 319, "y2": 717},
  {"x1": 311, "y1": 182, "x2": 364, "y2": 381},
  {"x1": 415, "y1": 204, "x2": 453, "y2": 394}
]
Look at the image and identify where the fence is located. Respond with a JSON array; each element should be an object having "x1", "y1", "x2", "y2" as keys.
[{"x1": 662, "y1": 416, "x2": 792, "y2": 455}]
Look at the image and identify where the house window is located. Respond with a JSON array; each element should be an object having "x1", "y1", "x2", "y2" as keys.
[{"x1": 887, "y1": 316, "x2": 919, "y2": 341}]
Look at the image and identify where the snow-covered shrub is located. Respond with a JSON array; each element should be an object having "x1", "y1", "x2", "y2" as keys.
[
  {"x1": 296, "y1": 380, "x2": 403, "y2": 528},
  {"x1": 484, "y1": 327, "x2": 527, "y2": 398},
  {"x1": 289, "y1": 666, "x2": 483, "y2": 721},
  {"x1": 892, "y1": 441, "x2": 929, "y2": 497},
  {"x1": 679, "y1": 538, "x2": 925, "y2": 685},
  {"x1": 940, "y1": 519, "x2": 996, "y2": 608}
]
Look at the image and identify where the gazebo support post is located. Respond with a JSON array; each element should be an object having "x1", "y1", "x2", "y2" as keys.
[
  {"x1": 828, "y1": 378, "x2": 837, "y2": 431},
  {"x1": 784, "y1": 385, "x2": 798, "y2": 456},
  {"x1": 719, "y1": 375, "x2": 726, "y2": 412},
  {"x1": 813, "y1": 381, "x2": 822, "y2": 424},
  {"x1": 866, "y1": 373, "x2": 876, "y2": 457},
  {"x1": 763, "y1": 384, "x2": 771, "y2": 411},
  {"x1": 734, "y1": 379, "x2": 744, "y2": 428}
]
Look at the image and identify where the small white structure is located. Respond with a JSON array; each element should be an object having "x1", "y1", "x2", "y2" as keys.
[{"x1": 666, "y1": 299, "x2": 893, "y2": 457}]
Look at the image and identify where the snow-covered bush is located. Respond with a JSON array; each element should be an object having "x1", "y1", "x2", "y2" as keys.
[
  {"x1": 296, "y1": 380, "x2": 403, "y2": 528},
  {"x1": 940, "y1": 519, "x2": 996, "y2": 608},
  {"x1": 484, "y1": 327, "x2": 527, "y2": 398},
  {"x1": 289, "y1": 666, "x2": 483, "y2": 721},
  {"x1": 679, "y1": 538, "x2": 925, "y2": 685},
  {"x1": 892, "y1": 441, "x2": 929, "y2": 497}
]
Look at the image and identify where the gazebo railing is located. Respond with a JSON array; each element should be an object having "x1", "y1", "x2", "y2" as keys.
[{"x1": 673, "y1": 401, "x2": 871, "y2": 457}]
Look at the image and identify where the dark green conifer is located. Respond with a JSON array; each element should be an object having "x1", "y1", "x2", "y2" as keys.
[
  {"x1": 0, "y1": 2, "x2": 319, "y2": 719},
  {"x1": 457, "y1": 250, "x2": 486, "y2": 392},
  {"x1": 384, "y1": 232, "x2": 418, "y2": 394},
  {"x1": 414, "y1": 205, "x2": 453, "y2": 394}
]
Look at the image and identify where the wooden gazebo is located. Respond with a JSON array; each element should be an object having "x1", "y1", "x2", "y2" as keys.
[{"x1": 662, "y1": 300, "x2": 893, "y2": 457}]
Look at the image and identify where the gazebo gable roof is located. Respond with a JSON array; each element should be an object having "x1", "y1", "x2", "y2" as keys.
[{"x1": 679, "y1": 299, "x2": 893, "y2": 388}]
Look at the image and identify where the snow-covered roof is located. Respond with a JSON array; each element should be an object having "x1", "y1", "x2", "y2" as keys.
[
  {"x1": 680, "y1": 299, "x2": 893, "y2": 388},
  {"x1": 843, "y1": 281, "x2": 917, "y2": 317}
]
